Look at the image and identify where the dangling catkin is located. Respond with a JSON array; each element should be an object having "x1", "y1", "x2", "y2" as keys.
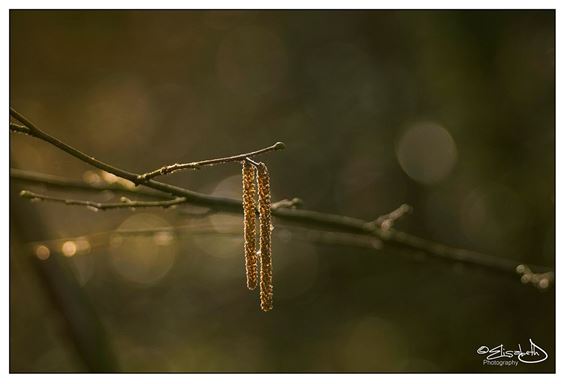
[
  {"x1": 242, "y1": 161, "x2": 258, "y2": 290},
  {"x1": 257, "y1": 162, "x2": 273, "y2": 312}
]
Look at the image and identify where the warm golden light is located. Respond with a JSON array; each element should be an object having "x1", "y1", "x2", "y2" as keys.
[
  {"x1": 35, "y1": 245, "x2": 50, "y2": 260},
  {"x1": 82, "y1": 170, "x2": 102, "y2": 186},
  {"x1": 110, "y1": 214, "x2": 177, "y2": 284},
  {"x1": 101, "y1": 170, "x2": 119, "y2": 184},
  {"x1": 62, "y1": 241, "x2": 77, "y2": 257},
  {"x1": 75, "y1": 237, "x2": 91, "y2": 253},
  {"x1": 154, "y1": 231, "x2": 174, "y2": 246}
]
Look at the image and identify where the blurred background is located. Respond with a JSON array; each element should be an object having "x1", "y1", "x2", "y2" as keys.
[{"x1": 9, "y1": 10, "x2": 554, "y2": 372}]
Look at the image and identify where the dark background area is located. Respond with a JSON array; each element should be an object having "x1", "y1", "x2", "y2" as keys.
[{"x1": 9, "y1": 10, "x2": 555, "y2": 372}]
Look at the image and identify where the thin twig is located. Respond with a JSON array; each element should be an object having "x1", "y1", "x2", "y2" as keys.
[
  {"x1": 19, "y1": 190, "x2": 186, "y2": 211},
  {"x1": 9, "y1": 108, "x2": 554, "y2": 286},
  {"x1": 137, "y1": 142, "x2": 286, "y2": 182}
]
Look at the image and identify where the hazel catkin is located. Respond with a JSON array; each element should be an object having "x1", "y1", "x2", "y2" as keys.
[
  {"x1": 257, "y1": 162, "x2": 273, "y2": 312},
  {"x1": 242, "y1": 161, "x2": 258, "y2": 290}
]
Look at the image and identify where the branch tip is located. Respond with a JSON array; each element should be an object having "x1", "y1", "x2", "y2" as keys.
[{"x1": 273, "y1": 142, "x2": 286, "y2": 150}]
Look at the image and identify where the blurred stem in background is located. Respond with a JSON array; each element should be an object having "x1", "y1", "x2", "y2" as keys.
[{"x1": 10, "y1": 161, "x2": 119, "y2": 372}]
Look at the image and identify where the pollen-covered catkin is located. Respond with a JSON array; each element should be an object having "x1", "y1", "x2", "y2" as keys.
[
  {"x1": 257, "y1": 162, "x2": 273, "y2": 312},
  {"x1": 242, "y1": 161, "x2": 258, "y2": 290}
]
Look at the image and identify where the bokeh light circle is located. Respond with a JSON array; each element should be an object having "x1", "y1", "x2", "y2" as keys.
[
  {"x1": 110, "y1": 213, "x2": 177, "y2": 285},
  {"x1": 396, "y1": 122, "x2": 458, "y2": 184}
]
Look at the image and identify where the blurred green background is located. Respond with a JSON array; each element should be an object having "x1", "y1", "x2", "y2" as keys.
[{"x1": 9, "y1": 10, "x2": 554, "y2": 372}]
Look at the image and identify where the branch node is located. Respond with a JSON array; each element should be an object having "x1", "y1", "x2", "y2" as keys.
[
  {"x1": 271, "y1": 197, "x2": 304, "y2": 210},
  {"x1": 20, "y1": 189, "x2": 44, "y2": 203},
  {"x1": 244, "y1": 157, "x2": 260, "y2": 167},
  {"x1": 19, "y1": 190, "x2": 32, "y2": 198},
  {"x1": 516, "y1": 264, "x2": 554, "y2": 290},
  {"x1": 373, "y1": 203, "x2": 413, "y2": 231},
  {"x1": 9, "y1": 122, "x2": 32, "y2": 135}
]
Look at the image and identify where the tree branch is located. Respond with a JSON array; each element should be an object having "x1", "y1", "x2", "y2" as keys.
[
  {"x1": 11, "y1": 168, "x2": 169, "y2": 199},
  {"x1": 9, "y1": 107, "x2": 251, "y2": 211},
  {"x1": 11, "y1": 168, "x2": 304, "y2": 213},
  {"x1": 19, "y1": 190, "x2": 186, "y2": 211},
  {"x1": 137, "y1": 141, "x2": 286, "y2": 182},
  {"x1": 9, "y1": 108, "x2": 554, "y2": 288}
]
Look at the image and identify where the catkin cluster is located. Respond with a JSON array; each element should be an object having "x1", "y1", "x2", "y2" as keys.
[{"x1": 241, "y1": 160, "x2": 273, "y2": 312}]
